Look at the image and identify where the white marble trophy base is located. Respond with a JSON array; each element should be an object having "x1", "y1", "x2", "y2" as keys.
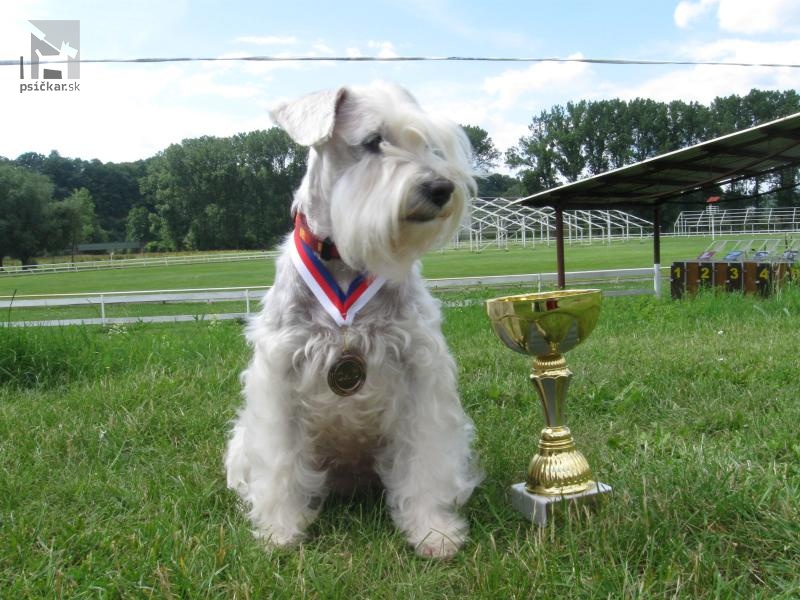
[{"x1": 511, "y1": 481, "x2": 612, "y2": 527}]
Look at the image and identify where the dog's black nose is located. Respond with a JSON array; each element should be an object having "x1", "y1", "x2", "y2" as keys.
[{"x1": 424, "y1": 178, "x2": 455, "y2": 208}]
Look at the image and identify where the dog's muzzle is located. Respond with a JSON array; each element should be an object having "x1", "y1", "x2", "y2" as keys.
[{"x1": 406, "y1": 177, "x2": 455, "y2": 222}]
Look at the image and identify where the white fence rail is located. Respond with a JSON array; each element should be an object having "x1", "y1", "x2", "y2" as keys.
[
  {"x1": 0, "y1": 251, "x2": 278, "y2": 275},
  {"x1": 673, "y1": 206, "x2": 800, "y2": 237},
  {"x1": 1, "y1": 267, "x2": 665, "y2": 327}
]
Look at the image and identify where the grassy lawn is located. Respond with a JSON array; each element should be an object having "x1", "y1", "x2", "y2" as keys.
[
  {"x1": 2, "y1": 287, "x2": 799, "y2": 597},
  {"x1": 0, "y1": 235, "x2": 755, "y2": 298},
  {"x1": 0, "y1": 260, "x2": 277, "y2": 298},
  {"x1": 3, "y1": 234, "x2": 793, "y2": 324}
]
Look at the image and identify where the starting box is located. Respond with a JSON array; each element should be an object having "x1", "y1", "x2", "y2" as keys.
[{"x1": 670, "y1": 239, "x2": 799, "y2": 299}]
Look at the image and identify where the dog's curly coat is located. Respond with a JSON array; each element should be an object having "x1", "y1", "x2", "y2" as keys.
[{"x1": 225, "y1": 82, "x2": 482, "y2": 558}]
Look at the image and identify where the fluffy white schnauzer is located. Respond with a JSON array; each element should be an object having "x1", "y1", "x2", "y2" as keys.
[{"x1": 225, "y1": 82, "x2": 482, "y2": 558}]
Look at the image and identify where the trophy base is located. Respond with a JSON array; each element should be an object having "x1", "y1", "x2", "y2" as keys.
[{"x1": 510, "y1": 481, "x2": 612, "y2": 527}]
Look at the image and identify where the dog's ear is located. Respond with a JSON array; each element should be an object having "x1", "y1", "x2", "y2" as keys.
[{"x1": 270, "y1": 88, "x2": 348, "y2": 147}]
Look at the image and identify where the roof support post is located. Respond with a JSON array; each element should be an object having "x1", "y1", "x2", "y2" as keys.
[
  {"x1": 653, "y1": 205, "x2": 662, "y2": 297},
  {"x1": 555, "y1": 205, "x2": 566, "y2": 289}
]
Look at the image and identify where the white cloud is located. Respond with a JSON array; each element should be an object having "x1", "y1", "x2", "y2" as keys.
[
  {"x1": 0, "y1": 1, "x2": 50, "y2": 60},
  {"x1": 421, "y1": 94, "x2": 489, "y2": 129},
  {"x1": 717, "y1": 0, "x2": 800, "y2": 34},
  {"x1": 674, "y1": 0, "x2": 800, "y2": 34},
  {"x1": 608, "y1": 39, "x2": 800, "y2": 104},
  {"x1": 482, "y1": 54, "x2": 591, "y2": 109},
  {"x1": 4, "y1": 61, "x2": 277, "y2": 162},
  {"x1": 311, "y1": 42, "x2": 334, "y2": 56},
  {"x1": 612, "y1": 65, "x2": 750, "y2": 104},
  {"x1": 177, "y1": 70, "x2": 263, "y2": 100},
  {"x1": 674, "y1": 0, "x2": 717, "y2": 28},
  {"x1": 342, "y1": 41, "x2": 398, "y2": 60},
  {"x1": 5, "y1": 3, "x2": 798, "y2": 170},
  {"x1": 414, "y1": 83, "x2": 528, "y2": 156},
  {"x1": 206, "y1": 50, "x2": 308, "y2": 78},
  {"x1": 682, "y1": 37, "x2": 800, "y2": 65},
  {"x1": 234, "y1": 35, "x2": 298, "y2": 46},
  {"x1": 486, "y1": 117, "x2": 527, "y2": 157},
  {"x1": 367, "y1": 41, "x2": 399, "y2": 59}
]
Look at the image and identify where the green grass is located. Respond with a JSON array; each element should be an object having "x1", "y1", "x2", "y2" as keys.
[
  {"x1": 4, "y1": 301, "x2": 254, "y2": 324},
  {"x1": 2, "y1": 287, "x2": 799, "y2": 597},
  {"x1": 0, "y1": 235, "x2": 744, "y2": 298},
  {"x1": 0, "y1": 260, "x2": 276, "y2": 297},
  {"x1": 1, "y1": 234, "x2": 785, "y2": 323}
]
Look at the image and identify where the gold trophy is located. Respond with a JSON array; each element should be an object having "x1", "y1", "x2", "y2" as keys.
[{"x1": 486, "y1": 289, "x2": 611, "y2": 526}]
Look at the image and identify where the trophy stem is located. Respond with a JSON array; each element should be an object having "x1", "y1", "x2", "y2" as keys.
[{"x1": 527, "y1": 353, "x2": 594, "y2": 495}]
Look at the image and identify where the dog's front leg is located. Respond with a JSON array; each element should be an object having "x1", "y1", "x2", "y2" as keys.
[
  {"x1": 225, "y1": 361, "x2": 328, "y2": 548},
  {"x1": 377, "y1": 354, "x2": 480, "y2": 559}
]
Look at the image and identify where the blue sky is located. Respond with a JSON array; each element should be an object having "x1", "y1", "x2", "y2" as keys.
[{"x1": 2, "y1": 0, "x2": 799, "y2": 164}]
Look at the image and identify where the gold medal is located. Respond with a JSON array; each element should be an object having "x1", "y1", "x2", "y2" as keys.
[{"x1": 327, "y1": 352, "x2": 366, "y2": 396}]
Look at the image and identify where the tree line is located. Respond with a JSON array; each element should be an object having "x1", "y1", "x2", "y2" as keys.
[
  {"x1": 0, "y1": 129, "x2": 305, "y2": 266},
  {"x1": 2, "y1": 89, "x2": 798, "y2": 265},
  {"x1": 504, "y1": 88, "x2": 800, "y2": 222}
]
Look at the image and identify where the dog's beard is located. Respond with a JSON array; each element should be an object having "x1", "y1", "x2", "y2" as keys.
[{"x1": 329, "y1": 159, "x2": 467, "y2": 281}]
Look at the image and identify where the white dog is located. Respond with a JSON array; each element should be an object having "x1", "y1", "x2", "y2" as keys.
[{"x1": 225, "y1": 82, "x2": 482, "y2": 558}]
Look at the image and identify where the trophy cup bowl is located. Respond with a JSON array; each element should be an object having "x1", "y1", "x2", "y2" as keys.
[
  {"x1": 486, "y1": 289, "x2": 608, "y2": 517},
  {"x1": 486, "y1": 289, "x2": 601, "y2": 358}
]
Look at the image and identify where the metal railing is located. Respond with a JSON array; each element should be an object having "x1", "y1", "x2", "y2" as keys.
[
  {"x1": 0, "y1": 251, "x2": 278, "y2": 275},
  {"x1": 1, "y1": 267, "x2": 665, "y2": 327},
  {"x1": 673, "y1": 206, "x2": 800, "y2": 236},
  {"x1": 462, "y1": 199, "x2": 653, "y2": 251}
]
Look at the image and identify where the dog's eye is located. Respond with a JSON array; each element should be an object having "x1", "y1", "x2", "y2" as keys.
[
  {"x1": 431, "y1": 146, "x2": 446, "y2": 159},
  {"x1": 361, "y1": 133, "x2": 383, "y2": 154}
]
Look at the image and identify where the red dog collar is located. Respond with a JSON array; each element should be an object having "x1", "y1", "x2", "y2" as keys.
[{"x1": 294, "y1": 213, "x2": 340, "y2": 260}]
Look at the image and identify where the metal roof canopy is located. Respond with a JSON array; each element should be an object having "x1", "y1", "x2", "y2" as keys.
[{"x1": 512, "y1": 111, "x2": 800, "y2": 291}]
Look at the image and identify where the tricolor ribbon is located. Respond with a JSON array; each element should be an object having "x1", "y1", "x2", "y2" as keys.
[{"x1": 289, "y1": 226, "x2": 386, "y2": 326}]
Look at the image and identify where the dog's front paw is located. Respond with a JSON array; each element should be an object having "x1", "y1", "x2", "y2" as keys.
[
  {"x1": 252, "y1": 524, "x2": 305, "y2": 550},
  {"x1": 405, "y1": 513, "x2": 468, "y2": 559},
  {"x1": 248, "y1": 502, "x2": 321, "y2": 551},
  {"x1": 414, "y1": 528, "x2": 465, "y2": 559}
]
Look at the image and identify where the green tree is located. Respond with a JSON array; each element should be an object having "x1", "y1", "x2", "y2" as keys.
[
  {"x1": 580, "y1": 100, "x2": 612, "y2": 175},
  {"x1": 0, "y1": 164, "x2": 54, "y2": 266},
  {"x1": 506, "y1": 110, "x2": 561, "y2": 193},
  {"x1": 40, "y1": 150, "x2": 83, "y2": 199},
  {"x1": 550, "y1": 101, "x2": 587, "y2": 182},
  {"x1": 13, "y1": 151, "x2": 46, "y2": 173},
  {"x1": 461, "y1": 125, "x2": 501, "y2": 173},
  {"x1": 506, "y1": 90, "x2": 800, "y2": 207},
  {"x1": 140, "y1": 128, "x2": 306, "y2": 251},
  {"x1": 125, "y1": 204, "x2": 155, "y2": 245},
  {"x1": 604, "y1": 99, "x2": 634, "y2": 169},
  {"x1": 46, "y1": 188, "x2": 98, "y2": 261},
  {"x1": 14, "y1": 152, "x2": 146, "y2": 242},
  {"x1": 628, "y1": 98, "x2": 670, "y2": 161},
  {"x1": 476, "y1": 173, "x2": 522, "y2": 198},
  {"x1": 81, "y1": 159, "x2": 146, "y2": 240}
]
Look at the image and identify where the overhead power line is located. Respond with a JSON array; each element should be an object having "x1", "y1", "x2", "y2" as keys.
[{"x1": 3, "y1": 55, "x2": 800, "y2": 68}]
